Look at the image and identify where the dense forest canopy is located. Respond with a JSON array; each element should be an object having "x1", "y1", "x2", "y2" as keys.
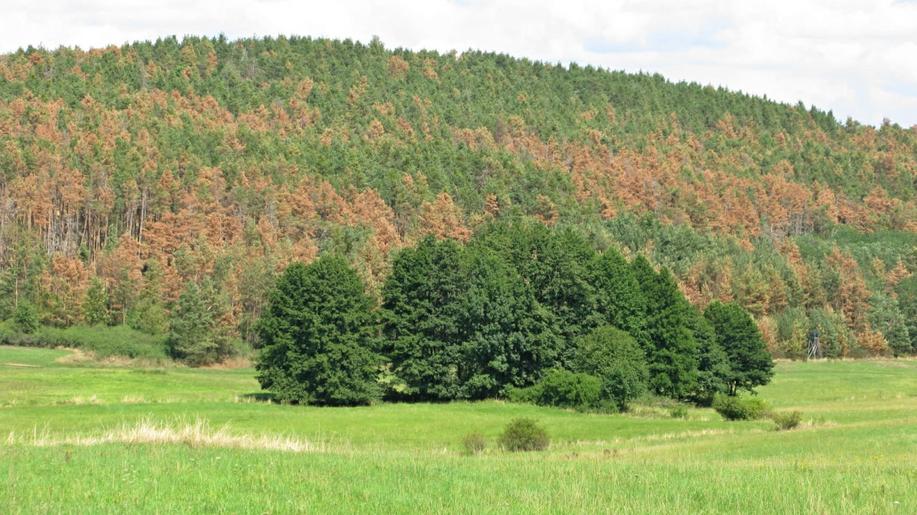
[{"x1": 0, "y1": 35, "x2": 914, "y2": 358}]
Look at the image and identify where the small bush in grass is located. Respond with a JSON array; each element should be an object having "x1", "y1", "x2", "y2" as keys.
[
  {"x1": 712, "y1": 394, "x2": 769, "y2": 421},
  {"x1": 499, "y1": 418, "x2": 549, "y2": 452},
  {"x1": 669, "y1": 405, "x2": 688, "y2": 419},
  {"x1": 461, "y1": 432, "x2": 487, "y2": 455},
  {"x1": 771, "y1": 411, "x2": 802, "y2": 431}
]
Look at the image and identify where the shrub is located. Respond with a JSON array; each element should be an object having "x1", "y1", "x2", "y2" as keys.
[
  {"x1": 509, "y1": 369, "x2": 603, "y2": 410},
  {"x1": 461, "y1": 432, "x2": 487, "y2": 455},
  {"x1": 572, "y1": 326, "x2": 648, "y2": 411},
  {"x1": 0, "y1": 322, "x2": 169, "y2": 360},
  {"x1": 499, "y1": 418, "x2": 549, "y2": 452},
  {"x1": 669, "y1": 405, "x2": 689, "y2": 419},
  {"x1": 771, "y1": 411, "x2": 802, "y2": 431},
  {"x1": 506, "y1": 384, "x2": 540, "y2": 404},
  {"x1": 712, "y1": 394, "x2": 769, "y2": 421}
]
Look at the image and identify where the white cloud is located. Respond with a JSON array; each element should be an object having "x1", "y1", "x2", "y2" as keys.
[{"x1": 2, "y1": 0, "x2": 916, "y2": 126}]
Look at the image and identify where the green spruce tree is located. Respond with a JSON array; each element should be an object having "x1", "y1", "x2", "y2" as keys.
[
  {"x1": 632, "y1": 256, "x2": 699, "y2": 399},
  {"x1": 256, "y1": 257, "x2": 381, "y2": 406},
  {"x1": 381, "y1": 237, "x2": 466, "y2": 400}
]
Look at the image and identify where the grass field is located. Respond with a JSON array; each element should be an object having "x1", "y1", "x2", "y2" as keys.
[{"x1": 1, "y1": 346, "x2": 915, "y2": 513}]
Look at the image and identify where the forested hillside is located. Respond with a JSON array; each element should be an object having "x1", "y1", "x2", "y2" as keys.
[{"x1": 0, "y1": 35, "x2": 915, "y2": 358}]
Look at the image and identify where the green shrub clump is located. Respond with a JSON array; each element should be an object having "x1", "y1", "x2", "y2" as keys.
[
  {"x1": 508, "y1": 369, "x2": 603, "y2": 410},
  {"x1": 499, "y1": 418, "x2": 550, "y2": 452},
  {"x1": 461, "y1": 432, "x2": 487, "y2": 455},
  {"x1": 0, "y1": 321, "x2": 169, "y2": 360},
  {"x1": 712, "y1": 394, "x2": 770, "y2": 421},
  {"x1": 771, "y1": 411, "x2": 802, "y2": 431}
]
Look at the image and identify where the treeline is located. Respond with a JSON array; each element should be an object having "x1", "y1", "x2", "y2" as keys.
[
  {"x1": 0, "y1": 35, "x2": 915, "y2": 359},
  {"x1": 254, "y1": 222, "x2": 773, "y2": 407}
]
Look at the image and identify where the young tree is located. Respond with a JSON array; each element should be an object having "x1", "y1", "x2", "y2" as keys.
[
  {"x1": 256, "y1": 257, "x2": 381, "y2": 406},
  {"x1": 167, "y1": 280, "x2": 232, "y2": 366},
  {"x1": 127, "y1": 261, "x2": 169, "y2": 335},
  {"x1": 704, "y1": 301, "x2": 774, "y2": 395},
  {"x1": 868, "y1": 294, "x2": 911, "y2": 357},
  {"x1": 83, "y1": 277, "x2": 110, "y2": 326},
  {"x1": 14, "y1": 301, "x2": 40, "y2": 334},
  {"x1": 894, "y1": 276, "x2": 917, "y2": 355}
]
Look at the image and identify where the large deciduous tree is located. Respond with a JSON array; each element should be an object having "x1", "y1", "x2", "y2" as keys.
[
  {"x1": 572, "y1": 325, "x2": 648, "y2": 411},
  {"x1": 590, "y1": 248, "x2": 647, "y2": 344},
  {"x1": 456, "y1": 247, "x2": 559, "y2": 399}
]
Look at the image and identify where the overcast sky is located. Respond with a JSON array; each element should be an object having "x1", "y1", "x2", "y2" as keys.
[{"x1": 3, "y1": 0, "x2": 916, "y2": 127}]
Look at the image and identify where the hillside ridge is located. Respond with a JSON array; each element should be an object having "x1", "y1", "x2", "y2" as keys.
[{"x1": 0, "y1": 35, "x2": 914, "y2": 358}]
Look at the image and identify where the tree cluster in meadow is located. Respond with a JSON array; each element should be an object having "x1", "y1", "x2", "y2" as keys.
[
  {"x1": 0, "y1": 36, "x2": 914, "y2": 360},
  {"x1": 255, "y1": 222, "x2": 773, "y2": 407}
]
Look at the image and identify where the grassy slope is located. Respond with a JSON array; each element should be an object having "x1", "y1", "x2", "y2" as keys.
[{"x1": 1, "y1": 346, "x2": 915, "y2": 513}]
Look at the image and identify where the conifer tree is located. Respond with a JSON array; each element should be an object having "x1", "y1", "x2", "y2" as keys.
[
  {"x1": 256, "y1": 257, "x2": 381, "y2": 406},
  {"x1": 83, "y1": 278, "x2": 110, "y2": 326},
  {"x1": 381, "y1": 237, "x2": 467, "y2": 400},
  {"x1": 631, "y1": 256, "x2": 699, "y2": 399},
  {"x1": 167, "y1": 280, "x2": 232, "y2": 366}
]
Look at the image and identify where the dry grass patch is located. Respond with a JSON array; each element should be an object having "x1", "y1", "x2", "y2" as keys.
[{"x1": 9, "y1": 419, "x2": 330, "y2": 454}]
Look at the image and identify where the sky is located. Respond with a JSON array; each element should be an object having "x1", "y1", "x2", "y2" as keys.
[{"x1": 2, "y1": 0, "x2": 916, "y2": 127}]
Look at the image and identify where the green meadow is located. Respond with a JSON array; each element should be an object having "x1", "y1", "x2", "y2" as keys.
[{"x1": 1, "y1": 346, "x2": 915, "y2": 514}]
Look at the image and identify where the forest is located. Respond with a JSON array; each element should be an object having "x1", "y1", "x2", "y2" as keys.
[
  {"x1": 0, "y1": 35, "x2": 915, "y2": 362},
  {"x1": 252, "y1": 223, "x2": 773, "y2": 408}
]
